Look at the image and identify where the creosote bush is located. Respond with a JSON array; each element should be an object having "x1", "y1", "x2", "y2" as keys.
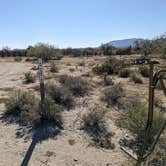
[
  {"x1": 81, "y1": 108, "x2": 115, "y2": 149},
  {"x1": 131, "y1": 72, "x2": 143, "y2": 84},
  {"x1": 119, "y1": 68, "x2": 132, "y2": 78},
  {"x1": 139, "y1": 66, "x2": 149, "y2": 77},
  {"x1": 46, "y1": 83, "x2": 74, "y2": 109},
  {"x1": 92, "y1": 58, "x2": 126, "y2": 75},
  {"x1": 59, "y1": 75, "x2": 89, "y2": 96},
  {"x1": 24, "y1": 71, "x2": 36, "y2": 84},
  {"x1": 5, "y1": 90, "x2": 63, "y2": 126},
  {"x1": 50, "y1": 62, "x2": 58, "y2": 73},
  {"x1": 102, "y1": 83, "x2": 125, "y2": 106}
]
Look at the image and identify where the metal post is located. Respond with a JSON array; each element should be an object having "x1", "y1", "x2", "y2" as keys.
[
  {"x1": 38, "y1": 58, "x2": 45, "y2": 116},
  {"x1": 136, "y1": 62, "x2": 154, "y2": 166}
]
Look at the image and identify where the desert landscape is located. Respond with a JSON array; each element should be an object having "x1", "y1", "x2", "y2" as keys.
[
  {"x1": 0, "y1": 53, "x2": 165, "y2": 166},
  {"x1": 0, "y1": 1, "x2": 166, "y2": 165}
]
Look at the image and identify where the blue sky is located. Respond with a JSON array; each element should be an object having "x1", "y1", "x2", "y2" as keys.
[{"x1": 0, "y1": 0, "x2": 166, "y2": 48}]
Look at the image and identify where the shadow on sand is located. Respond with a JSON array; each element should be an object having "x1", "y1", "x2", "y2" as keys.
[{"x1": 0, "y1": 114, "x2": 61, "y2": 166}]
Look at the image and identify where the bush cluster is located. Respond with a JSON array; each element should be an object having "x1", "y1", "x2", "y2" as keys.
[
  {"x1": 93, "y1": 58, "x2": 126, "y2": 75},
  {"x1": 5, "y1": 90, "x2": 63, "y2": 126}
]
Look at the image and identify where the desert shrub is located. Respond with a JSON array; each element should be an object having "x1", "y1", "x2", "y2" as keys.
[
  {"x1": 93, "y1": 58, "x2": 126, "y2": 75},
  {"x1": 119, "y1": 68, "x2": 132, "y2": 78},
  {"x1": 59, "y1": 75, "x2": 89, "y2": 96},
  {"x1": 40, "y1": 96, "x2": 63, "y2": 125},
  {"x1": 25, "y1": 57, "x2": 33, "y2": 62},
  {"x1": 5, "y1": 90, "x2": 40, "y2": 123},
  {"x1": 102, "y1": 83, "x2": 125, "y2": 106},
  {"x1": 50, "y1": 62, "x2": 58, "y2": 73},
  {"x1": 24, "y1": 72, "x2": 36, "y2": 83},
  {"x1": 81, "y1": 108, "x2": 115, "y2": 149},
  {"x1": 131, "y1": 72, "x2": 143, "y2": 84},
  {"x1": 116, "y1": 99, "x2": 165, "y2": 154},
  {"x1": 46, "y1": 83, "x2": 74, "y2": 109},
  {"x1": 103, "y1": 74, "x2": 114, "y2": 86},
  {"x1": 5, "y1": 90, "x2": 63, "y2": 125},
  {"x1": 69, "y1": 68, "x2": 75, "y2": 72},
  {"x1": 139, "y1": 66, "x2": 149, "y2": 77},
  {"x1": 78, "y1": 61, "x2": 85, "y2": 66},
  {"x1": 14, "y1": 57, "x2": 22, "y2": 62}
]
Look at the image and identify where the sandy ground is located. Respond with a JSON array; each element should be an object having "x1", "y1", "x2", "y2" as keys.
[
  {"x1": 0, "y1": 56, "x2": 165, "y2": 166},
  {"x1": 0, "y1": 57, "x2": 132, "y2": 166}
]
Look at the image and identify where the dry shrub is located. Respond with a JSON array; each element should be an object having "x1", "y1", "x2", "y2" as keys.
[
  {"x1": 103, "y1": 74, "x2": 114, "y2": 86},
  {"x1": 24, "y1": 72, "x2": 36, "y2": 84},
  {"x1": 46, "y1": 83, "x2": 74, "y2": 109},
  {"x1": 50, "y1": 62, "x2": 58, "y2": 73},
  {"x1": 139, "y1": 66, "x2": 149, "y2": 77},
  {"x1": 131, "y1": 72, "x2": 143, "y2": 84},
  {"x1": 59, "y1": 75, "x2": 89, "y2": 96},
  {"x1": 102, "y1": 83, "x2": 125, "y2": 106},
  {"x1": 5, "y1": 90, "x2": 40, "y2": 124},
  {"x1": 119, "y1": 68, "x2": 132, "y2": 78},
  {"x1": 81, "y1": 107, "x2": 115, "y2": 149},
  {"x1": 14, "y1": 57, "x2": 22, "y2": 62}
]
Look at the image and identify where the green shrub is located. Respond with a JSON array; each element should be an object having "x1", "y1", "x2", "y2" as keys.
[
  {"x1": 5, "y1": 90, "x2": 63, "y2": 125},
  {"x1": 81, "y1": 108, "x2": 115, "y2": 149},
  {"x1": 119, "y1": 68, "x2": 132, "y2": 78},
  {"x1": 102, "y1": 83, "x2": 125, "y2": 106},
  {"x1": 131, "y1": 73, "x2": 143, "y2": 84},
  {"x1": 116, "y1": 99, "x2": 165, "y2": 154},
  {"x1": 27, "y1": 43, "x2": 62, "y2": 62},
  {"x1": 139, "y1": 66, "x2": 149, "y2": 77},
  {"x1": 46, "y1": 83, "x2": 74, "y2": 109},
  {"x1": 50, "y1": 62, "x2": 58, "y2": 73},
  {"x1": 59, "y1": 75, "x2": 89, "y2": 96},
  {"x1": 40, "y1": 96, "x2": 63, "y2": 125},
  {"x1": 24, "y1": 72, "x2": 36, "y2": 83},
  {"x1": 93, "y1": 58, "x2": 126, "y2": 75},
  {"x1": 5, "y1": 90, "x2": 40, "y2": 123}
]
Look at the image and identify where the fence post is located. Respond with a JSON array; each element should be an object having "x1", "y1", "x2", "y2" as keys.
[
  {"x1": 136, "y1": 62, "x2": 154, "y2": 166},
  {"x1": 38, "y1": 58, "x2": 45, "y2": 116}
]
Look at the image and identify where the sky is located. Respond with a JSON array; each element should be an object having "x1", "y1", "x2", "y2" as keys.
[{"x1": 0, "y1": 0, "x2": 166, "y2": 49}]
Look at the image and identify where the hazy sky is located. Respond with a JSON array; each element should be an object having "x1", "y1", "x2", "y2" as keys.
[{"x1": 0, "y1": 0, "x2": 165, "y2": 48}]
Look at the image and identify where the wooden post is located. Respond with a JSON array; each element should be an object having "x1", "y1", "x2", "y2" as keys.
[{"x1": 38, "y1": 58, "x2": 45, "y2": 116}]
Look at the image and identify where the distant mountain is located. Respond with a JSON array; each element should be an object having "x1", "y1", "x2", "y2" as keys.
[{"x1": 107, "y1": 38, "x2": 143, "y2": 48}]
